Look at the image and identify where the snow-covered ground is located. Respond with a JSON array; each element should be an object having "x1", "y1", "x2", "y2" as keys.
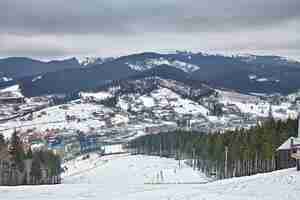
[
  {"x1": 0, "y1": 102, "x2": 114, "y2": 137},
  {"x1": 218, "y1": 89, "x2": 298, "y2": 120},
  {"x1": 1, "y1": 154, "x2": 300, "y2": 200},
  {"x1": 0, "y1": 84, "x2": 298, "y2": 141},
  {"x1": 118, "y1": 87, "x2": 209, "y2": 116}
]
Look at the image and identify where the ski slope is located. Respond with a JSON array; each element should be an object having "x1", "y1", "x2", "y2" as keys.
[{"x1": 1, "y1": 154, "x2": 300, "y2": 200}]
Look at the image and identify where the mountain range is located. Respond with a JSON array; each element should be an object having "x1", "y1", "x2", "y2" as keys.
[{"x1": 1, "y1": 51, "x2": 300, "y2": 97}]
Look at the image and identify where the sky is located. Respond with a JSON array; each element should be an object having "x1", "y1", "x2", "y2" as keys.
[{"x1": 0, "y1": 0, "x2": 299, "y2": 60}]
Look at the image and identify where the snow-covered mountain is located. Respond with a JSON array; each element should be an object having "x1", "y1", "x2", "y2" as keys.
[{"x1": 3, "y1": 51, "x2": 300, "y2": 97}]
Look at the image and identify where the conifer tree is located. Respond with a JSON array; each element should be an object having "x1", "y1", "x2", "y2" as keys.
[
  {"x1": 0, "y1": 133, "x2": 5, "y2": 149},
  {"x1": 129, "y1": 118, "x2": 298, "y2": 179},
  {"x1": 26, "y1": 147, "x2": 33, "y2": 159},
  {"x1": 9, "y1": 130, "x2": 25, "y2": 171}
]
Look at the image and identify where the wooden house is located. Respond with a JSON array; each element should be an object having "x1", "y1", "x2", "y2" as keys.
[
  {"x1": 276, "y1": 116, "x2": 300, "y2": 170},
  {"x1": 276, "y1": 137, "x2": 300, "y2": 170}
]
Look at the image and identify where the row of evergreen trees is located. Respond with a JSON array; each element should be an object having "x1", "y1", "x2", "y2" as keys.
[
  {"x1": 0, "y1": 131, "x2": 61, "y2": 185},
  {"x1": 128, "y1": 118, "x2": 298, "y2": 179}
]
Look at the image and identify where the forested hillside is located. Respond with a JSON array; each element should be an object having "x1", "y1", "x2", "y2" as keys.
[{"x1": 129, "y1": 118, "x2": 298, "y2": 179}]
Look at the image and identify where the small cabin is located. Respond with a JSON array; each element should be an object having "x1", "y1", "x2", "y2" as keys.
[
  {"x1": 276, "y1": 137, "x2": 299, "y2": 170},
  {"x1": 276, "y1": 116, "x2": 300, "y2": 171}
]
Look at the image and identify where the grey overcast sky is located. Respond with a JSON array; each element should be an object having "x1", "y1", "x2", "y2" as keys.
[{"x1": 0, "y1": 0, "x2": 299, "y2": 60}]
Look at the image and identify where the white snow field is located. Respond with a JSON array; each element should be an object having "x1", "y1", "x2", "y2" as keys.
[
  {"x1": 0, "y1": 102, "x2": 115, "y2": 137},
  {"x1": 1, "y1": 154, "x2": 300, "y2": 200}
]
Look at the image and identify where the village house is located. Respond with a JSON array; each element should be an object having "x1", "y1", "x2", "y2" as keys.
[{"x1": 276, "y1": 117, "x2": 300, "y2": 171}]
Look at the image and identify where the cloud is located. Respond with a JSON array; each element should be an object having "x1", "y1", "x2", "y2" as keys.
[
  {"x1": 0, "y1": 0, "x2": 299, "y2": 59},
  {"x1": 1, "y1": 0, "x2": 299, "y2": 35}
]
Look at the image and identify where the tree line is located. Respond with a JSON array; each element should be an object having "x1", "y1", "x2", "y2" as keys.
[
  {"x1": 128, "y1": 118, "x2": 298, "y2": 179},
  {"x1": 0, "y1": 131, "x2": 61, "y2": 185}
]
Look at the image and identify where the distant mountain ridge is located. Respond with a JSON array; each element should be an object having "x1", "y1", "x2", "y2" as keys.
[
  {"x1": 1, "y1": 51, "x2": 300, "y2": 97},
  {"x1": 0, "y1": 57, "x2": 80, "y2": 81}
]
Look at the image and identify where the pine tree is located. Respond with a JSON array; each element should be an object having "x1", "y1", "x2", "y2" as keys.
[
  {"x1": 26, "y1": 147, "x2": 33, "y2": 159},
  {"x1": 0, "y1": 133, "x2": 5, "y2": 148},
  {"x1": 9, "y1": 130, "x2": 20, "y2": 156},
  {"x1": 9, "y1": 130, "x2": 25, "y2": 171},
  {"x1": 31, "y1": 154, "x2": 42, "y2": 184},
  {"x1": 129, "y1": 118, "x2": 298, "y2": 179}
]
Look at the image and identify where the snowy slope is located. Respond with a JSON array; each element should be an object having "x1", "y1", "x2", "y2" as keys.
[
  {"x1": 63, "y1": 154, "x2": 206, "y2": 185},
  {"x1": 118, "y1": 87, "x2": 209, "y2": 116},
  {"x1": 0, "y1": 84, "x2": 23, "y2": 98},
  {"x1": 217, "y1": 90, "x2": 298, "y2": 120},
  {"x1": 0, "y1": 102, "x2": 113, "y2": 137},
  {"x1": 1, "y1": 154, "x2": 300, "y2": 200}
]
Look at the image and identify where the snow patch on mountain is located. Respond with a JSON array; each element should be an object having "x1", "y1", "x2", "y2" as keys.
[
  {"x1": 0, "y1": 84, "x2": 23, "y2": 98},
  {"x1": 0, "y1": 76, "x2": 13, "y2": 82},
  {"x1": 127, "y1": 63, "x2": 152, "y2": 71},
  {"x1": 32, "y1": 75, "x2": 43, "y2": 82},
  {"x1": 256, "y1": 78, "x2": 269, "y2": 82},
  {"x1": 240, "y1": 54, "x2": 258, "y2": 63},
  {"x1": 248, "y1": 74, "x2": 280, "y2": 83},
  {"x1": 248, "y1": 74, "x2": 257, "y2": 80},
  {"x1": 79, "y1": 57, "x2": 104, "y2": 66},
  {"x1": 126, "y1": 58, "x2": 200, "y2": 73}
]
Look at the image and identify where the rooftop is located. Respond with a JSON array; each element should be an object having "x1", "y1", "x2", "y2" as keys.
[{"x1": 277, "y1": 137, "x2": 300, "y2": 151}]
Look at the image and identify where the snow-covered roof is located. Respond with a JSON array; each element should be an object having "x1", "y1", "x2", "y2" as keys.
[{"x1": 277, "y1": 137, "x2": 300, "y2": 151}]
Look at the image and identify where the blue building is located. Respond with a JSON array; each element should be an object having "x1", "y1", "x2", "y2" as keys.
[{"x1": 78, "y1": 133, "x2": 101, "y2": 153}]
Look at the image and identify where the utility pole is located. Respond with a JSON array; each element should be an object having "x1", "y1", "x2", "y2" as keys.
[
  {"x1": 192, "y1": 148, "x2": 196, "y2": 170},
  {"x1": 159, "y1": 143, "x2": 162, "y2": 157},
  {"x1": 178, "y1": 150, "x2": 181, "y2": 169},
  {"x1": 225, "y1": 146, "x2": 228, "y2": 178}
]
